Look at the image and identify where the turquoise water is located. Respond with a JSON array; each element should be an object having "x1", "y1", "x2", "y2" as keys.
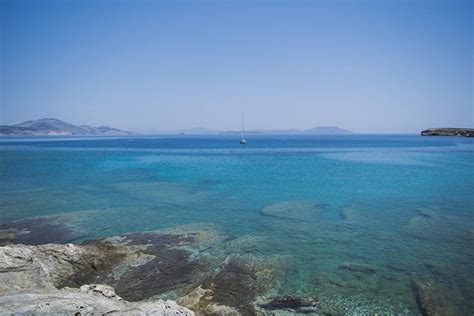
[{"x1": 1, "y1": 135, "x2": 473, "y2": 313}]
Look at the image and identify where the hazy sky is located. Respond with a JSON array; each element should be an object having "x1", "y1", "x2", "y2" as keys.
[{"x1": 1, "y1": 0, "x2": 472, "y2": 133}]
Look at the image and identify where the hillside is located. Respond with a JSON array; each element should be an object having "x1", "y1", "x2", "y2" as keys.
[{"x1": 0, "y1": 118, "x2": 132, "y2": 136}]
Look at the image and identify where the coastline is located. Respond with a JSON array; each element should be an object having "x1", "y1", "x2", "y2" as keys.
[{"x1": 0, "y1": 221, "x2": 311, "y2": 315}]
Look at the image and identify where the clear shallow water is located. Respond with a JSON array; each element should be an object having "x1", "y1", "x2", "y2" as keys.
[{"x1": 1, "y1": 135, "x2": 473, "y2": 313}]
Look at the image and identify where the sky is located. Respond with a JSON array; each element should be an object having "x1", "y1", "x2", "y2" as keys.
[{"x1": 1, "y1": 0, "x2": 472, "y2": 133}]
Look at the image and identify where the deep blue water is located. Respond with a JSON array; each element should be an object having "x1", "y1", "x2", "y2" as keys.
[{"x1": 1, "y1": 135, "x2": 473, "y2": 313}]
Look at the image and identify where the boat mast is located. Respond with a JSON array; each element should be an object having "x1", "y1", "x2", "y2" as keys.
[
  {"x1": 240, "y1": 112, "x2": 247, "y2": 144},
  {"x1": 241, "y1": 112, "x2": 244, "y2": 140}
]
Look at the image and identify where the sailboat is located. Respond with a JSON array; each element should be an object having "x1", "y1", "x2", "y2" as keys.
[{"x1": 240, "y1": 112, "x2": 247, "y2": 144}]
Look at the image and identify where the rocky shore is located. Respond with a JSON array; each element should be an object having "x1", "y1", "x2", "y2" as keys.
[
  {"x1": 0, "y1": 243, "x2": 193, "y2": 315},
  {"x1": 0, "y1": 222, "x2": 307, "y2": 315},
  {"x1": 1, "y1": 213, "x2": 471, "y2": 315}
]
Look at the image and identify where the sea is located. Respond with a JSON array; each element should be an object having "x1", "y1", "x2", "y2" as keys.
[{"x1": 0, "y1": 134, "x2": 473, "y2": 314}]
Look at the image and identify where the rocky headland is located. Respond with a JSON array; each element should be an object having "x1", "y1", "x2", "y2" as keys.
[{"x1": 421, "y1": 128, "x2": 473, "y2": 137}]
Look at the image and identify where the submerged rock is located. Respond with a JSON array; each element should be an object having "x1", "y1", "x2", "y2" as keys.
[
  {"x1": 339, "y1": 207, "x2": 360, "y2": 222},
  {"x1": 417, "y1": 209, "x2": 437, "y2": 219},
  {"x1": 180, "y1": 258, "x2": 259, "y2": 314},
  {"x1": 406, "y1": 216, "x2": 437, "y2": 240},
  {"x1": 410, "y1": 276, "x2": 462, "y2": 316},
  {"x1": 0, "y1": 216, "x2": 80, "y2": 246},
  {"x1": 179, "y1": 255, "x2": 286, "y2": 314},
  {"x1": 108, "y1": 232, "x2": 213, "y2": 301},
  {"x1": 179, "y1": 285, "x2": 240, "y2": 315},
  {"x1": 338, "y1": 263, "x2": 377, "y2": 274},
  {"x1": 259, "y1": 295, "x2": 319, "y2": 313},
  {"x1": 406, "y1": 212, "x2": 474, "y2": 249},
  {"x1": 261, "y1": 201, "x2": 327, "y2": 221}
]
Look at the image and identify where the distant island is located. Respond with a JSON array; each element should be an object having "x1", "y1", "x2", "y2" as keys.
[
  {"x1": 0, "y1": 118, "x2": 132, "y2": 136},
  {"x1": 182, "y1": 126, "x2": 353, "y2": 135},
  {"x1": 421, "y1": 128, "x2": 473, "y2": 138},
  {"x1": 0, "y1": 118, "x2": 354, "y2": 137}
]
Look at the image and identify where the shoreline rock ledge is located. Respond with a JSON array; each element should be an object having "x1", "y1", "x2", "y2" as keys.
[
  {"x1": 0, "y1": 243, "x2": 194, "y2": 315},
  {"x1": 421, "y1": 128, "x2": 473, "y2": 137}
]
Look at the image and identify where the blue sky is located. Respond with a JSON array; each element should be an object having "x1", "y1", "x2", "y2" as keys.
[{"x1": 1, "y1": 0, "x2": 472, "y2": 133}]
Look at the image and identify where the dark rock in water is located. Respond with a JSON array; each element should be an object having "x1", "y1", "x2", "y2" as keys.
[
  {"x1": 56, "y1": 242, "x2": 127, "y2": 290},
  {"x1": 338, "y1": 263, "x2": 377, "y2": 274},
  {"x1": 422, "y1": 262, "x2": 450, "y2": 280},
  {"x1": 405, "y1": 216, "x2": 436, "y2": 241},
  {"x1": 261, "y1": 201, "x2": 328, "y2": 221},
  {"x1": 260, "y1": 295, "x2": 318, "y2": 312},
  {"x1": 417, "y1": 209, "x2": 435, "y2": 219},
  {"x1": 410, "y1": 276, "x2": 461, "y2": 316},
  {"x1": 339, "y1": 207, "x2": 360, "y2": 222},
  {"x1": 0, "y1": 217, "x2": 80, "y2": 246},
  {"x1": 110, "y1": 232, "x2": 209, "y2": 302},
  {"x1": 179, "y1": 256, "x2": 285, "y2": 314},
  {"x1": 201, "y1": 258, "x2": 259, "y2": 314},
  {"x1": 421, "y1": 128, "x2": 474, "y2": 137}
]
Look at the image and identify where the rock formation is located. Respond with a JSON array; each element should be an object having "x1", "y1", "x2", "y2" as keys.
[{"x1": 0, "y1": 243, "x2": 193, "y2": 315}]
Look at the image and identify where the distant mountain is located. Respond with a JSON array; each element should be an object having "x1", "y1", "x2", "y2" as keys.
[
  {"x1": 1, "y1": 120, "x2": 353, "y2": 136},
  {"x1": 0, "y1": 118, "x2": 132, "y2": 136},
  {"x1": 219, "y1": 130, "x2": 266, "y2": 135},
  {"x1": 303, "y1": 126, "x2": 353, "y2": 135},
  {"x1": 219, "y1": 126, "x2": 353, "y2": 135},
  {"x1": 179, "y1": 127, "x2": 218, "y2": 135}
]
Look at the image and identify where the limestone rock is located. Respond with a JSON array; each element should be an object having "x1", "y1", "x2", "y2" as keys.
[
  {"x1": 0, "y1": 243, "x2": 193, "y2": 315},
  {"x1": 0, "y1": 288, "x2": 193, "y2": 315}
]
